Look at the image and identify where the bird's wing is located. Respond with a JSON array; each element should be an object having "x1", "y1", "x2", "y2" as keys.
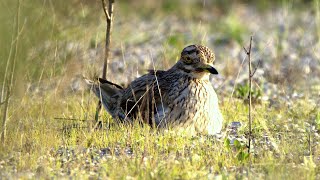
[{"x1": 118, "y1": 71, "x2": 169, "y2": 125}]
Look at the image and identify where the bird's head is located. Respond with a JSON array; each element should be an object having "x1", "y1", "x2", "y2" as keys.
[{"x1": 175, "y1": 45, "x2": 218, "y2": 79}]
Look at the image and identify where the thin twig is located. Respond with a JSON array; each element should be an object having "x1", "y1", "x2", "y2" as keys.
[
  {"x1": 244, "y1": 36, "x2": 253, "y2": 154},
  {"x1": 229, "y1": 55, "x2": 247, "y2": 101},
  {"x1": 95, "y1": 0, "x2": 115, "y2": 127},
  {"x1": 101, "y1": 0, "x2": 111, "y2": 20},
  {"x1": 250, "y1": 59, "x2": 261, "y2": 78},
  {"x1": 228, "y1": 38, "x2": 273, "y2": 108},
  {"x1": 60, "y1": 127, "x2": 111, "y2": 131},
  {"x1": 102, "y1": 0, "x2": 114, "y2": 79},
  {"x1": 54, "y1": 117, "x2": 97, "y2": 122}
]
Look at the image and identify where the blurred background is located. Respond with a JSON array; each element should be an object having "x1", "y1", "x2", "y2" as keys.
[
  {"x1": 1, "y1": 0, "x2": 319, "y2": 101},
  {"x1": 0, "y1": 1, "x2": 320, "y2": 178}
]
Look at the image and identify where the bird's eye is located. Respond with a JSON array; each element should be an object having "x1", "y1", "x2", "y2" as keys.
[{"x1": 184, "y1": 56, "x2": 192, "y2": 64}]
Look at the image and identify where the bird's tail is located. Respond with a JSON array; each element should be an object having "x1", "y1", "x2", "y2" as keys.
[{"x1": 84, "y1": 77, "x2": 123, "y2": 118}]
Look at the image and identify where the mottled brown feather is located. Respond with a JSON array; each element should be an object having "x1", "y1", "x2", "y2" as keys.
[{"x1": 86, "y1": 45, "x2": 223, "y2": 136}]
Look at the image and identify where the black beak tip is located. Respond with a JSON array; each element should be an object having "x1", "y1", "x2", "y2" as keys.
[{"x1": 208, "y1": 67, "x2": 219, "y2": 74}]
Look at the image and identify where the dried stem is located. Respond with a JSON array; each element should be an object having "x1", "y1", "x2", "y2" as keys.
[
  {"x1": 244, "y1": 36, "x2": 253, "y2": 154},
  {"x1": 94, "y1": 0, "x2": 115, "y2": 128},
  {"x1": 1, "y1": 82, "x2": 10, "y2": 144},
  {"x1": 101, "y1": 0, "x2": 114, "y2": 79},
  {"x1": 1, "y1": 0, "x2": 21, "y2": 144}
]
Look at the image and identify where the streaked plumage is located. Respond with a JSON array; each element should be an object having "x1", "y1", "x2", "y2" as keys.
[{"x1": 86, "y1": 45, "x2": 223, "y2": 135}]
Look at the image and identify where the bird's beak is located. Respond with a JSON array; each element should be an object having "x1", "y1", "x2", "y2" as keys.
[{"x1": 203, "y1": 64, "x2": 218, "y2": 74}]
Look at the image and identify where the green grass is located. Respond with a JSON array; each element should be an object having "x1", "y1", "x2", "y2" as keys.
[{"x1": 0, "y1": 92, "x2": 319, "y2": 178}]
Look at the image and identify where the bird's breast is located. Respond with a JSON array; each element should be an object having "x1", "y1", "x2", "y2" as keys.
[{"x1": 164, "y1": 79, "x2": 217, "y2": 125}]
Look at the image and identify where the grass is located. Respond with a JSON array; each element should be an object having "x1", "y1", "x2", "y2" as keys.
[
  {"x1": 0, "y1": 91, "x2": 319, "y2": 178},
  {"x1": 1, "y1": 0, "x2": 320, "y2": 179}
]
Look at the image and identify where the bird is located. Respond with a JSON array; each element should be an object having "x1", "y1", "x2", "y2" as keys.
[{"x1": 85, "y1": 44, "x2": 223, "y2": 136}]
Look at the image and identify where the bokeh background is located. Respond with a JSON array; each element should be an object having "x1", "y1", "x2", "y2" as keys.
[
  {"x1": 1, "y1": 0, "x2": 319, "y2": 97},
  {"x1": 0, "y1": 0, "x2": 319, "y2": 179}
]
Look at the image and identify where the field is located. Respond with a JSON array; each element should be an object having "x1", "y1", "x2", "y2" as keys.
[{"x1": 0, "y1": 0, "x2": 320, "y2": 179}]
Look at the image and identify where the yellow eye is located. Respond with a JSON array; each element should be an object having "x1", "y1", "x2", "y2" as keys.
[{"x1": 184, "y1": 56, "x2": 192, "y2": 64}]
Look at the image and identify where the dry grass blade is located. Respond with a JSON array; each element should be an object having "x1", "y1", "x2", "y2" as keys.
[
  {"x1": 1, "y1": 0, "x2": 22, "y2": 144},
  {"x1": 1, "y1": 82, "x2": 10, "y2": 144}
]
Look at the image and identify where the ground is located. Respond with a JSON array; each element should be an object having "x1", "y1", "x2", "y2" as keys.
[{"x1": 0, "y1": 0, "x2": 319, "y2": 179}]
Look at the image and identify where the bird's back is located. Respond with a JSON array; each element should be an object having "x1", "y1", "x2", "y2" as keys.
[
  {"x1": 116, "y1": 70, "x2": 168, "y2": 125},
  {"x1": 115, "y1": 68, "x2": 222, "y2": 135}
]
